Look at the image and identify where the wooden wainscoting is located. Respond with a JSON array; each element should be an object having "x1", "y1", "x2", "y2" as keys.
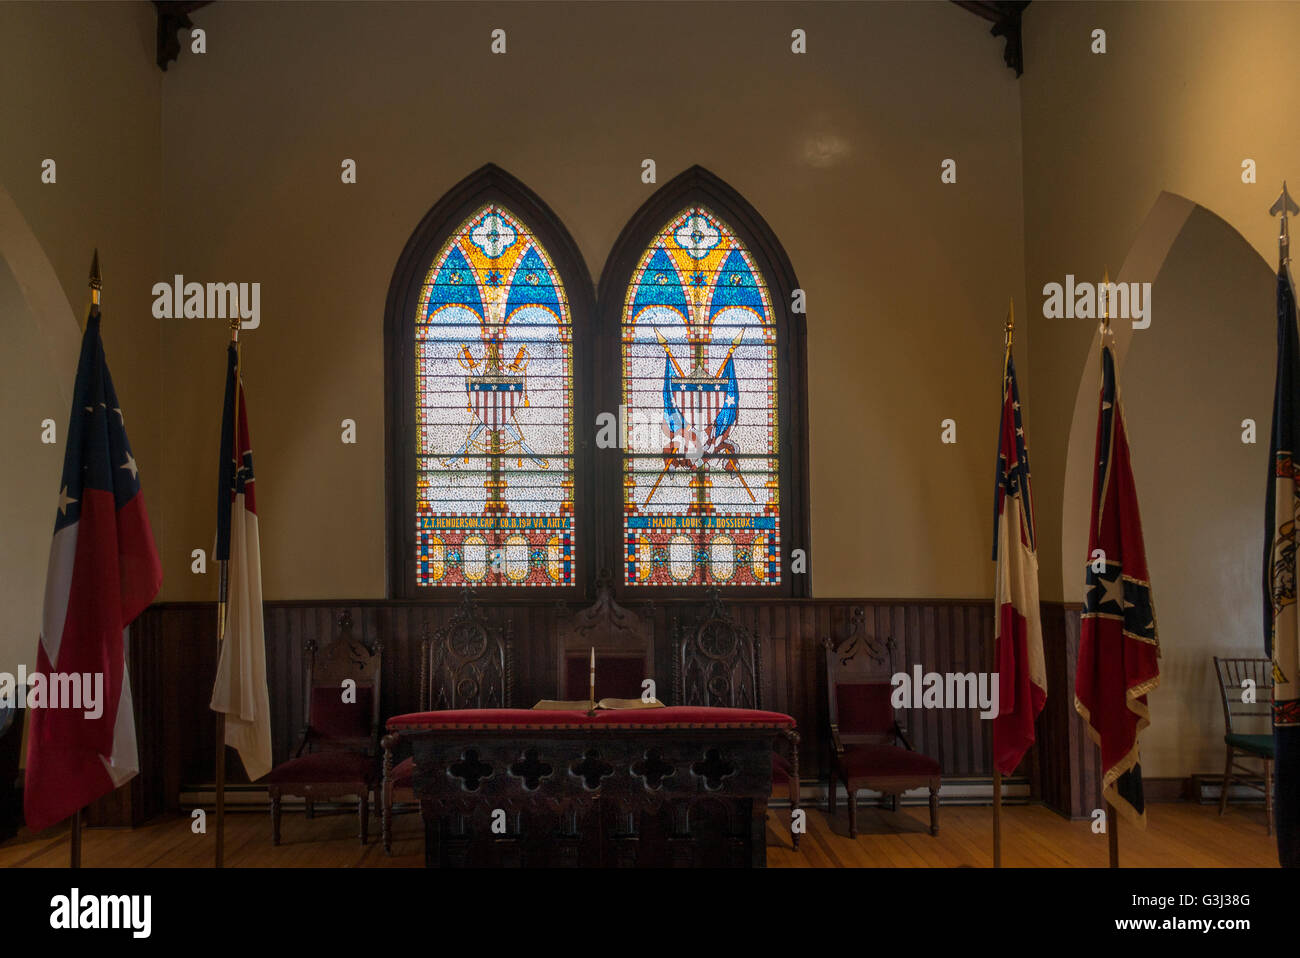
[{"x1": 90, "y1": 597, "x2": 1099, "y2": 825}]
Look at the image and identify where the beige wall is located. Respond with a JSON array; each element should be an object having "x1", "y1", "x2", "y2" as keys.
[
  {"x1": 1022, "y1": 1, "x2": 1300, "y2": 601},
  {"x1": 156, "y1": 0, "x2": 1026, "y2": 601},
  {"x1": 7, "y1": 0, "x2": 1294, "y2": 779},
  {"x1": 1021, "y1": 2, "x2": 1297, "y2": 775},
  {"x1": 0, "y1": 1, "x2": 161, "y2": 674}
]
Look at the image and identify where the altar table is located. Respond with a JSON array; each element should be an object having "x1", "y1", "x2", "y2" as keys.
[{"x1": 384, "y1": 707, "x2": 796, "y2": 868}]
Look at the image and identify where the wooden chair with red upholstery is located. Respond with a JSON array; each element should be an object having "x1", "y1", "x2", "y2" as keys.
[
  {"x1": 265, "y1": 611, "x2": 383, "y2": 846},
  {"x1": 823, "y1": 616, "x2": 940, "y2": 838},
  {"x1": 381, "y1": 590, "x2": 512, "y2": 854},
  {"x1": 554, "y1": 573, "x2": 654, "y2": 701},
  {"x1": 672, "y1": 589, "x2": 801, "y2": 849}
]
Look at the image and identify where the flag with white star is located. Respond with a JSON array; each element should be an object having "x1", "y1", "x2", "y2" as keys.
[
  {"x1": 1264, "y1": 264, "x2": 1300, "y2": 867},
  {"x1": 24, "y1": 311, "x2": 162, "y2": 832},
  {"x1": 209, "y1": 343, "x2": 272, "y2": 781},
  {"x1": 992, "y1": 352, "x2": 1045, "y2": 775},
  {"x1": 1075, "y1": 342, "x2": 1160, "y2": 827}
]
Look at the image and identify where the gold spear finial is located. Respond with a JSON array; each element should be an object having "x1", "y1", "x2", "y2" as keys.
[
  {"x1": 1271, "y1": 181, "x2": 1299, "y2": 270},
  {"x1": 1100, "y1": 267, "x2": 1112, "y2": 336},
  {"x1": 88, "y1": 249, "x2": 102, "y2": 315},
  {"x1": 1005, "y1": 297, "x2": 1015, "y2": 350}
]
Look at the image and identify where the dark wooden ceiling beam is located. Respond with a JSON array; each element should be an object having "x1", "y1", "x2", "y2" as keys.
[
  {"x1": 153, "y1": 1, "x2": 212, "y2": 72},
  {"x1": 953, "y1": 1, "x2": 1030, "y2": 77}
]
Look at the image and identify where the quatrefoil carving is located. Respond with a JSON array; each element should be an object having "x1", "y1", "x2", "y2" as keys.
[
  {"x1": 631, "y1": 748, "x2": 676, "y2": 790},
  {"x1": 509, "y1": 748, "x2": 554, "y2": 790},
  {"x1": 449, "y1": 749, "x2": 493, "y2": 791},
  {"x1": 691, "y1": 748, "x2": 735, "y2": 790},
  {"x1": 570, "y1": 749, "x2": 614, "y2": 790}
]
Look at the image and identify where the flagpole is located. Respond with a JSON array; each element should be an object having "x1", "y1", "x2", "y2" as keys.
[
  {"x1": 991, "y1": 299, "x2": 1015, "y2": 869},
  {"x1": 215, "y1": 317, "x2": 240, "y2": 868},
  {"x1": 1107, "y1": 802, "x2": 1119, "y2": 867}
]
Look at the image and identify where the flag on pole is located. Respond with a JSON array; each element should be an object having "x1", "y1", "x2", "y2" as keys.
[
  {"x1": 1075, "y1": 343, "x2": 1160, "y2": 826},
  {"x1": 24, "y1": 311, "x2": 161, "y2": 832},
  {"x1": 992, "y1": 352, "x2": 1046, "y2": 775},
  {"x1": 209, "y1": 344, "x2": 272, "y2": 781},
  {"x1": 1263, "y1": 264, "x2": 1300, "y2": 867}
]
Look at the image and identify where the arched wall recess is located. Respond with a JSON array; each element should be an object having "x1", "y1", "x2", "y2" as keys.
[
  {"x1": 1058, "y1": 191, "x2": 1276, "y2": 777},
  {"x1": 0, "y1": 177, "x2": 81, "y2": 675}
]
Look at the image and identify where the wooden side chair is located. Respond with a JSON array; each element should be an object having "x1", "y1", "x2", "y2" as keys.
[
  {"x1": 554, "y1": 573, "x2": 654, "y2": 701},
  {"x1": 672, "y1": 588, "x2": 801, "y2": 849},
  {"x1": 823, "y1": 620, "x2": 940, "y2": 838},
  {"x1": 382, "y1": 590, "x2": 512, "y2": 854},
  {"x1": 1213, "y1": 655, "x2": 1274, "y2": 834},
  {"x1": 265, "y1": 611, "x2": 382, "y2": 846}
]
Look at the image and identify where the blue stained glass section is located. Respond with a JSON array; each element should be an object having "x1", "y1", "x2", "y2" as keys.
[
  {"x1": 505, "y1": 245, "x2": 562, "y2": 319},
  {"x1": 708, "y1": 248, "x2": 765, "y2": 321},
  {"x1": 428, "y1": 246, "x2": 484, "y2": 317},
  {"x1": 630, "y1": 247, "x2": 688, "y2": 318}
]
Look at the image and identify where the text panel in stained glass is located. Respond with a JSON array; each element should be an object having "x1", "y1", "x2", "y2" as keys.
[
  {"x1": 414, "y1": 204, "x2": 574, "y2": 586},
  {"x1": 622, "y1": 207, "x2": 779, "y2": 587}
]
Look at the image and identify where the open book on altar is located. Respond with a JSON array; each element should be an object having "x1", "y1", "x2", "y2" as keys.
[{"x1": 532, "y1": 697, "x2": 665, "y2": 711}]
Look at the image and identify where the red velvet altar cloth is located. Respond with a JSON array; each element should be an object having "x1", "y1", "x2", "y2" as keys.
[{"x1": 387, "y1": 707, "x2": 795, "y2": 732}]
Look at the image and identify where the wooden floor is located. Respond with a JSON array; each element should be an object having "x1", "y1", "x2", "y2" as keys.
[{"x1": 0, "y1": 799, "x2": 1277, "y2": 868}]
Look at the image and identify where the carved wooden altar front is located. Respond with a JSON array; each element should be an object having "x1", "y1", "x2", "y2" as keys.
[{"x1": 387, "y1": 708, "x2": 791, "y2": 867}]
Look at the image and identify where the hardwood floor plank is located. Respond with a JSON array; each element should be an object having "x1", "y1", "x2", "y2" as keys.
[{"x1": 1, "y1": 800, "x2": 1276, "y2": 868}]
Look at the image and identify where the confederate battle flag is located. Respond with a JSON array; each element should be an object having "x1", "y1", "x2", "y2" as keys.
[
  {"x1": 992, "y1": 350, "x2": 1046, "y2": 775},
  {"x1": 1075, "y1": 342, "x2": 1160, "y2": 826},
  {"x1": 24, "y1": 311, "x2": 162, "y2": 832}
]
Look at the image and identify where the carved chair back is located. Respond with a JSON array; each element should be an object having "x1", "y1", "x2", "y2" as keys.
[
  {"x1": 304, "y1": 611, "x2": 383, "y2": 756},
  {"x1": 555, "y1": 575, "x2": 654, "y2": 700},
  {"x1": 419, "y1": 590, "x2": 513, "y2": 710},
  {"x1": 823, "y1": 611, "x2": 897, "y2": 747},
  {"x1": 673, "y1": 589, "x2": 761, "y2": 709}
]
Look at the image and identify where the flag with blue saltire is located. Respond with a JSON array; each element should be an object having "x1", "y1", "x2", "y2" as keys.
[
  {"x1": 1075, "y1": 342, "x2": 1160, "y2": 827},
  {"x1": 992, "y1": 351, "x2": 1045, "y2": 775},
  {"x1": 209, "y1": 344, "x2": 272, "y2": 781}
]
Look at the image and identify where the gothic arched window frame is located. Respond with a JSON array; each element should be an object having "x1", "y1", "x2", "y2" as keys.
[
  {"x1": 384, "y1": 164, "x2": 595, "y2": 598},
  {"x1": 594, "y1": 167, "x2": 812, "y2": 599}
]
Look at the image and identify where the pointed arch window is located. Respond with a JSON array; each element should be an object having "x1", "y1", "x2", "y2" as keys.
[
  {"x1": 386, "y1": 168, "x2": 592, "y2": 595},
  {"x1": 602, "y1": 169, "x2": 809, "y2": 595}
]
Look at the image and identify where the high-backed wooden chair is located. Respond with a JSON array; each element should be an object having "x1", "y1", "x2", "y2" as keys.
[
  {"x1": 265, "y1": 611, "x2": 382, "y2": 845},
  {"x1": 382, "y1": 590, "x2": 512, "y2": 853},
  {"x1": 673, "y1": 589, "x2": 801, "y2": 849},
  {"x1": 554, "y1": 574, "x2": 654, "y2": 701},
  {"x1": 1213, "y1": 655, "x2": 1274, "y2": 834},
  {"x1": 824, "y1": 623, "x2": 940, "y2": 838}
]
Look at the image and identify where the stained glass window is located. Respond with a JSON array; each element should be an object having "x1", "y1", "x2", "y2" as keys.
[
  {"x1": 622, "y1": 207, "x2": 779, "y2": 587},
  {"x1": 414, "y1": 204, "x2": 574, "y2": 587}
]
